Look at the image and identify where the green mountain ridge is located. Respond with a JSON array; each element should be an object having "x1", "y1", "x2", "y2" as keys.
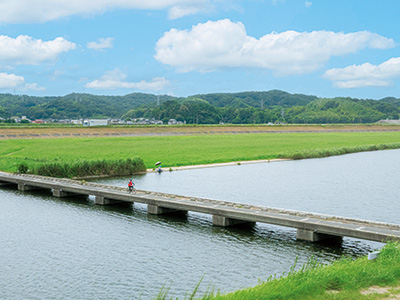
[{"x1": 0, "y1": 90, "x2": 399, "y2": 124}]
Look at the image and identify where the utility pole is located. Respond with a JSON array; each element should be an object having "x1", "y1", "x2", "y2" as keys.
[
  {"x1": 281, "y1": 108, "x2": 285, "y2": 121},
  {"x1": 260, "y1": 99, "x2": 264, "y2": 110}
]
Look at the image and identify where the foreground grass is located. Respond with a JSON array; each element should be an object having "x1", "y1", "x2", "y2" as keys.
[
  {"x1": 156, "y1": 242, "x2": 400, "y2": 300},
  {"x1": 1, "y1": 131, "x2": 400, "y2": 173}
]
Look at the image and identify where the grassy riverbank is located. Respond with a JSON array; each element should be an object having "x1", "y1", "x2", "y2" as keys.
[
  {"x1": 1, "y1": 131, "x2": 400, "y2": 173},
  {"x1": 159, "y1": 242, "x2": 400, "y2": 300}
]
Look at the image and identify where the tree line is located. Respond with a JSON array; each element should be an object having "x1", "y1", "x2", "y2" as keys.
[{"x1": 1, "y1": 90, "x2": 399, "y2": 124}]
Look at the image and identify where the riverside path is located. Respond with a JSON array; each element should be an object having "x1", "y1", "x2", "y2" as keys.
[{"x1": 1, "y1": 171, "x2": 399, "y2": 243}]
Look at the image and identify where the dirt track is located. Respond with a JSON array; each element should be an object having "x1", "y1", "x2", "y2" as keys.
[{"x1": 0, "y1": 125, "x2": 400, "y2": 140}]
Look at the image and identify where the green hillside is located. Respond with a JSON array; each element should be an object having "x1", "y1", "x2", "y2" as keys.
[{"x1": 0, "y1": 90, "x2": 399, "y2": 124}]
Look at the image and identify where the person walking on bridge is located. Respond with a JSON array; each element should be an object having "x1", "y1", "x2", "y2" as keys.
[{"x1": 128, "y1": 179, "x2": 135, "y2": 193}]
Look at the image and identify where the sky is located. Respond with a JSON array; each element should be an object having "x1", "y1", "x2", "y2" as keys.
[{"x1": 0, "y1": 0, "x2": 399, "y2": 100}]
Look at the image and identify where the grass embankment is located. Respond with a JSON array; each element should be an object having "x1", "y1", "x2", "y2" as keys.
[
  {"x1": 1, "y1": 131, "x2": 400, "y2": 176},
  {"x1": 158, "y1": 242, "x2": 400, "y2": 300}
]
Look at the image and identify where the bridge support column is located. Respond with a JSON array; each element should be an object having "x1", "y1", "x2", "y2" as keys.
[
  {"x1": 95, "y1": 196, "x2": 125, "y2": 205},
  {"x1": 53, "y1": 189, "x2": 78, "y2": 198},
  {"x1": 212, "y1": 215, "x2": 253, "y2": 227},
  {"x1": 18, "y1": 182, "x2": 42, "y2": 191},
  {"x1": 296, "y1": 229, "x2": 342, "y2": 242},
  {"x1": 147, "y1": 204, "x2": 182, "y2": 215}
]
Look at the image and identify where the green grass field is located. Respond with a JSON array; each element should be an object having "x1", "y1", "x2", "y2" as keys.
[{"x1": 1, "y1": 131, "x2": 400, "y2": 173}]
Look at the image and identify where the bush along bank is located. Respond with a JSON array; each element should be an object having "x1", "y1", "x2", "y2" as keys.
[
  {"x1": 286, "y1": 143, "x2": 400, "y2": 160},
  {"x1": 17, "y1": 157, "x2": 146, "y2": 178}
]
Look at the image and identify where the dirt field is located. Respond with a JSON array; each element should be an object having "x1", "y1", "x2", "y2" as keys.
[{"x1": 1, "y1": 124, "x2": 400, "y2": 139}]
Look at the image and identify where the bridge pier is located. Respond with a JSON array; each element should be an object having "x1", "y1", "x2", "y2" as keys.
[
  {"x1": 95, "y1": 196, "x2": 125, "y2": 205},
  {"x1": 147, "y1": 204, "x2": 183, "y2": 215},
  {"x1": 53, "y1": 188, "x2": 78, "y2": 198},
  {"x1": 296, "y1": 229, "x2": 342, "y2": 242},
  {"x1": 212, "y1": 215, "x2": 254, "y2": 227},
  {"x1": 18, "y1": 182, "x2": 43, "y2": 191}
]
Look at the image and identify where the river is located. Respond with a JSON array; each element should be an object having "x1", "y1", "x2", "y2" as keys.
[{"x1": 1, "y1": 149, "x2": 399, "y2": 299}]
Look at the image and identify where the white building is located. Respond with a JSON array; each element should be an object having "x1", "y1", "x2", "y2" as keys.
[
  {"x1": 83, "y1": 119, "x2": 110, "y2": 126},
  {"x1": 168, "y1": 119, "x2": 177, "y2": 125},
  {"x1": 71, "y1": 119, "x2": 83, "y2": 125}
]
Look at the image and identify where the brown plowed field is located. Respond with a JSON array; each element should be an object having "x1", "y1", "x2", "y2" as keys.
[{"x1": 0, "y1": 125, "x2": 399, "y2": 139}]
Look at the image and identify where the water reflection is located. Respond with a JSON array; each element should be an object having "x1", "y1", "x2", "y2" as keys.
[{"x1": 1, "y1": 150, "x2": 397, "y2": 299}]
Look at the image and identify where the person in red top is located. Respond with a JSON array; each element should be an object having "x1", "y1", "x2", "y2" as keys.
[{"x1": 128, "y1": 179, "x2": 135, "y2": 193}]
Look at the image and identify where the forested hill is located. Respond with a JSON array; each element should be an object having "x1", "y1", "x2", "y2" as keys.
[
  {"x1": 0, "y1": 90, "x2": 399, "y2": 124},
  {"x1": 193, "y1": 90, "x2": 317, "y2": 108},
  {"x1": 0, "y1": 93, "x2": 175, "y2": 119}
]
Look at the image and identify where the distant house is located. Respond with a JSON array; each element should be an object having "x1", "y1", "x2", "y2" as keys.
[
  {"x1": 109, "y1": 119, "x2": 125, "y2": 125},
  {"x1": 71, "y1": 119, "x2": 83, "y2": 125},
  {"x1": 32, "y1": 119, "x2": 44, "y2": 124},
  {"x1": 168, "y1": 119, "x2": 177, "y2": 125},
  {"x1": 57, "y1": 119, "x2": 72, "y2": 124},
  {"x1": 376, "y1": 119, "x2": 400, "y2": 125},
  {"x1": 149, "y1": 118, "x2": 163, "y2": 125},
  {"x1": 12, "y1": 117, "x2": 22, "y2": 123},
  {"x1": 83, "y1": 119, "x2": 110, "y2": 126},
  {"x1": 134, "y1": 118, "x2": 150, "y2": 125}
]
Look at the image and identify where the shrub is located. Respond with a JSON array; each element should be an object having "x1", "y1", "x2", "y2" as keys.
[
  {"x1": 31, "y1": 157, "x2": 146, "y2": 178},
  {"x1": 17, "y1": 163, "x2": 29, "y2": 174}
]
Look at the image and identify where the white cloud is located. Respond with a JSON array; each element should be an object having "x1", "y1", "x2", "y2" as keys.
[
  {"x1": 85, "y1": 68, "x2": 169, "y2": 91},
  {"x1": 305, "y1": 1, "x2": 312, "y2": 8},
  {"x1": 272, "y1": 0, "x2": 286, "y2": 6},
  {"x1": 0, "y1": 0, "x2": 213, "y2": 23},
  {"x1": 167, "y1": 5, "x2": 204, "y2": 19},
  {"x1": 24, "y1": 83, "x2": 46, "y2": 91},
  {"x1": 0, "y1": 72, "x2": 25, "y2": 88},
  {"x1": 0, "y1": 72, "x2": 45, "y2": 91},
  {"x1": 154, "y1": 19, "x2": 395, "y2": 75},
  {"x1": 324, "y1": 57, "x2": 400, "y2": 88},
  {"x1": 0, "y1": 35, "x2": 76, "y2": 65},
  {"x1": 87, "y1": 38, "x2": 114, "y2": 51}
]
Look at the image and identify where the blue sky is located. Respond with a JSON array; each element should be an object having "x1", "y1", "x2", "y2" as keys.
[{"x1": 0, "y1": 0, "x2": 399, "y2": 100}]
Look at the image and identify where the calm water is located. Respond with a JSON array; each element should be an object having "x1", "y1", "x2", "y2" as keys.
[{"x1": 1, "y1": 149, "x2": 399, "y2": 299}]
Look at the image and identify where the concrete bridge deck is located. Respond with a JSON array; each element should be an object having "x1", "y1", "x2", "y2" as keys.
[{"x1": 1, "y1": 171, "x2": 399, "y2": 243}]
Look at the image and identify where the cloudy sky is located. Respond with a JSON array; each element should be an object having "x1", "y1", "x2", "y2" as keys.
[{"x1": 0, "y1": 0, "x2": 399, "y2": 99}]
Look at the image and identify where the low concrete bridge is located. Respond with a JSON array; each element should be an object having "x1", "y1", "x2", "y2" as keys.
[{"x1": 1, "y1": 171, "x2": 399, "y2": 243}]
